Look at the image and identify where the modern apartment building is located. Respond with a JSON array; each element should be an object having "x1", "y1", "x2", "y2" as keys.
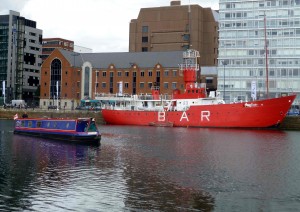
[
  {"x1": 0, "y1": 10, "x2": 42, "y2": 105},
  {"x1": 129, "y1": 0, "x2": 219, "y2": 66},
  {"x1": 218, "y1": 0, "x2": 300, "y2": 104}
]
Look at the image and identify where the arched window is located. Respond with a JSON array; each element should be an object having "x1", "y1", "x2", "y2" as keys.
[
  {"x1": 84, "y1": 66, "x2": 90, "y2": 97},
  {"x1": 50, "y1": 59, "x2": 61, "y2": 99}
]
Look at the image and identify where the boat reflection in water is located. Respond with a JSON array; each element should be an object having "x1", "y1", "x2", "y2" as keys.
[
  {"x1": 1, "y1": 124, "x2": 214, "y2": 211},
  {"x1": 1, "y1": 120, "x2": 300, "y2": 211}
]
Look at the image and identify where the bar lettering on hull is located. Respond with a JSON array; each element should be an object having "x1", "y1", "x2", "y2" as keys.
[
  {"x1": 201, "y1": 111, "x2": 210, "y2": 121},
  {"x1": 158, "y1": 112, "x2": 165, "y2": 121},
  {"x1": 180, "y1": 111, "x2": 189, "y2": 122}
]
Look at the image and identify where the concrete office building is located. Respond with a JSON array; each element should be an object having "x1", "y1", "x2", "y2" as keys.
[
  {"x1": 74, "y1": 45, "x2": 92, "y2": 53},
  {"x1": 218, "y1": 0, "x2": 300, "y2": 104},
  {"x1": 0, "y1": 10, "x2": 42, "y2": 105},
  {"x1": 42, "y1": 38, "x2": 74, "y2": 62},
  {"x1": 129, "y1": 0, "x2": 219, "y2": 66},
  {"x1": 42, "y1": 38, "x2": 93, "y2": 62}
]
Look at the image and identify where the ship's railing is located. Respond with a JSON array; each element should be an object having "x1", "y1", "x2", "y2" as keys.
[
  {"x1": 95, "y1": 92, "x2": 173, "y2": 101},
  {"x1": 183, "y1": 49, "x2": 200, "y2": 59},
  {"x1": 137, "y1": 94, "x2": 172, "y2": 100},
  {"x1": 179, "y1": 64, "x2": 199, "y2": 71},
  {"x1": 179, "y1": 49, "x2": 200, "y2": 71},
  {"x1": 151, "y1": 86, "x2": 160, "y2": 91},
  {"x1": 95, "y1": 93, "x2": 131, "y2": 98},
  {"x1": 185, "y1": 82, "x2": 206, "y2": 89}
]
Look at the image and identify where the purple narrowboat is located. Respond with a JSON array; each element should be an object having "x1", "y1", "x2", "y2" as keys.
[{"x1": 14, "y1": 117, "x2": 101, "y2": 145}]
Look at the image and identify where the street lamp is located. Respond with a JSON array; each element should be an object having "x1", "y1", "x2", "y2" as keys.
[
  {"x1": 222, "y1": 60, "x2": 228, "y2": 101},
  {"x1": 71, "y1": 52, "x2": 80, "y2": 110}
]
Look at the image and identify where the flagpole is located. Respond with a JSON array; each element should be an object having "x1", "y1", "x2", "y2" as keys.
[
  {"x1": 2, "y1": 81, "x2": 5, "y2": 105},
  {"x1": 264, "y1": 12, "x2": 269, "y2": 98},
  {"x1": 56, "y1": 81, "x2": 59, "y2": 111}
]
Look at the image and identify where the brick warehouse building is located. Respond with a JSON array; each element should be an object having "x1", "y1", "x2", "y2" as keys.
[
  {"x1": 129, "y1": 1, "x2": 219, "y2": 66},
  {"x1": 40, "y1": 49, "x2": 217, "y2": 110}
]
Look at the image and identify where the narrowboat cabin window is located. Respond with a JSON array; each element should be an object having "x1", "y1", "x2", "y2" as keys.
[
  {"x1": 28, "y1": 121, "x2": 32, "y2": 128},
  {"x1": 76, "y1": 120, "x2": 89, "y2": 132},
  {"x1": 37, "y1": 121, "x2": 42, "y2": 128}
]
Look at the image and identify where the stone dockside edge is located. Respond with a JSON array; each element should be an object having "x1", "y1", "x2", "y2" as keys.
[
  {"x1": 0, "y1": 109, "x2": 106, "y2": 125},
  {"x1": 0, "y1": 109, "x2": 299, "y2": 130}
]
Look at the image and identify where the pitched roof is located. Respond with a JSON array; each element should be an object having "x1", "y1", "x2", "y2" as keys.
[{"x1": 59, "y1": 49, "x2": 184, "y2": 69}]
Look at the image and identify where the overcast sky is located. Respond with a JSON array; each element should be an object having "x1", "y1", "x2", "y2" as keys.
[{"x1": 0, "y1": 0, "x2": 219, "y2": 52}]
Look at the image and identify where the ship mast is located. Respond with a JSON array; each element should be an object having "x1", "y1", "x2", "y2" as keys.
[
  {"x1": 264, "y1": 12, "x2": 269, "y2": 98},
  {"x1": 188, "y1": 0, "x2": 191, "y2": 49}
]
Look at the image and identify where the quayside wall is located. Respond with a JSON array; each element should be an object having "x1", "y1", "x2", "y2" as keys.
[
  {"x1": 278, "y1": 116, "x2": 300, "y2": 130},
  {"x1": 0, "y1": 109, "x2": 105, "y2": 124}
]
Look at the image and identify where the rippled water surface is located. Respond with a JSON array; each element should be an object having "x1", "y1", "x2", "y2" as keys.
[{"x1": 1, "y1": 120, "x2": 300, "y2": 211}]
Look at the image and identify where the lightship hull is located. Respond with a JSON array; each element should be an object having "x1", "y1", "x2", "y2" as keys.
[{"x1": 102, "y1": 95, "x2": 296, "y2": 128}]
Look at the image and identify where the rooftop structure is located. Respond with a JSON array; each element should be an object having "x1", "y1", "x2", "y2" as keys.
[{"x1": 129, "y1": 1, "x2": 219, "y2": 66}]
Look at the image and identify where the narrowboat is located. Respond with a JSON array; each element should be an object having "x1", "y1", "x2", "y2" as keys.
[{"x1": 14, "y1": 117, "x2": 101, "y2": 145}]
